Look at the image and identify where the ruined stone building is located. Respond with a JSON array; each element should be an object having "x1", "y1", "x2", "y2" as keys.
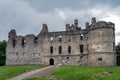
[{"x1": 6, "y1": 17, "x2": 116, "y2": 66}]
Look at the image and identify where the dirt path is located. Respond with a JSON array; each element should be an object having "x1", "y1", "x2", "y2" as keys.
[{"x1": 7, "y1": 65, "x2": 58, "y2": 80}]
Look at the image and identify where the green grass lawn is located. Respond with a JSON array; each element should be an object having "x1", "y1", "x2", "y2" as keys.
[
  {"x1": 0, "y1": 65, "x2": 44, "y2": 80},
  {"x1": 25, "y1": 66, "x2": 120, "y2": 80}
]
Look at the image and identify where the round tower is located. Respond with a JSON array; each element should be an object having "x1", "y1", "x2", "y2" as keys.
[{"x1": 87, "y1": 17, "x2": 116, "y2": 66}]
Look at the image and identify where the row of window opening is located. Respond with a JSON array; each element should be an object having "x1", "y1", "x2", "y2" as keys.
[
  {"x1": 50, "y1": 45, "x2": 83, "y2": 54},
  {"x1": 12, "y1": 34, "x2": 84, "y2": 47},
  {"x1": 50, "y1": 46, "x2": 63, "y2": 54},
  {"x1": 12, "y1": 37, "x2": 39, "y2": 48},
  {"x1": 50, "y1": 35, "x2": 84, "y2": 42}
]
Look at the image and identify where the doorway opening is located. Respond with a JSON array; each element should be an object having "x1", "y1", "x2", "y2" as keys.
[{"x1": 49, "y1": 58, "x2": 54, "y2": 65}]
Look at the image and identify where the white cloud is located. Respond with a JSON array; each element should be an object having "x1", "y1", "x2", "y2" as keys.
[{"x1": 100, "y1": 14, "x2": 120, "y2": 45}]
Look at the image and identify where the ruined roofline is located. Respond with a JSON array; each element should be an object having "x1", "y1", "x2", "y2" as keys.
[
  {"x1": 8, "y1": 17, "x2": 115, "y2": 40},
  {"x1": 48, "y1": 29, "x2": 87, "y2": 36},
  {"x1": 66, "y1": 17, "x2": 115, "y2": 31}
]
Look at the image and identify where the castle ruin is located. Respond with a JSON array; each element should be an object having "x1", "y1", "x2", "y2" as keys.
[{"x1": 6, "y1": 17, "x2": 116, "y2": 66}]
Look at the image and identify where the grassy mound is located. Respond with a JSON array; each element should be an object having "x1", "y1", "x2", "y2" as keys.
[
  {"x1": 0, "y1": 66, "x2": 44, "y2": 80},
  {"x1": 25, "y1": 66, "x2": 120, "y2": 80}
]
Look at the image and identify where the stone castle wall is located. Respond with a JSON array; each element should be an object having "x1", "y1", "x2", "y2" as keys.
[{"x1": 6, "y1": 17, "x2": 116, "y2": 66}]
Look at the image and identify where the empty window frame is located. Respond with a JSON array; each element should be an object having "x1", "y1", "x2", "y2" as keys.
[
  {"x1": 34, "y1": 37, "x2": 38, "y2": 45},
  {"x1": 50, "y1": 46, "x2": 53, "y2": 54},
  {"x1": 80, "y1": 34, "x2": 83, "y2": 40},
  {"x1": 98, "y1": 57, "x2": 102, "y2": 61},
  {"x1": 66, "y1": 57, "x2": 69, "y2": 60},
  {"x1": 68, "y1": 46, "x2": 71, "y2": 54},
  {"x1": 58, "y1": 46, "x2": 62, "y2": 54},
  {"x1": 79, "y1": 45, "x2": 84, "y2": 53},
  {"x1": 59, "y1": 36, "x2": 62, "y2": 42},
  {"x1": 12, "y1": 39, "x2": 16, "y2": 47},
  {"x1": 50, "y1": 37, "x2": 53, "y2": 42},
  {"x1": 21, "y1": 37, "x2": 26, "y2": 47}
]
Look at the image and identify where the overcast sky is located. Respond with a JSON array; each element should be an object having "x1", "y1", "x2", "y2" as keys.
[{"x1": 0, "y1": 0, "x2": 120, "y2": 44}]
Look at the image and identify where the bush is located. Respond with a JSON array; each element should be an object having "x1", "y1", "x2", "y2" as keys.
[
  {"x1": 0, "y1": 40, "x2": 7, "y2": 66},
  {"x1": 116, "y1": 43, "x2": 120, "y2": 66}
]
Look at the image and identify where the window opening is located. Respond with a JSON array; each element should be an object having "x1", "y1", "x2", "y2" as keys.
[
  {"x1": 34, "y1": 37, "x2": 38, "y2": 45},
  {"x1": 79, "y1": 45, "x2": 84, "y2": 53},
  {"x1": 66, "y1": 57, "x2": 69, "y2": 60},
  {"x1": 50, "y1": 37, "x2": 53, "y2": 42},
  {"x1": 21, "y1": 37, "x2": 26, "y2": 47},
  {"x1": 59, "y1": 46, "x2": 62, "y2": 54},
  {"x1": 80, "y1": 34, "x2": 83, "y2": 40},
  {"x1": 68, "y1": 46, "x2": 71, "y2": 54},
  {"x1": 12, "y1": 39, "x2": 16, "y2": 47},
  {"x1": 59, "y1": 36, "x2": 62, "y2": 42},
  {"x1": 98, "y1": 57, "x2": 102, "y2": 61},
  {"x1": 50, "y1": 46, "x2": 53, "y2": 54}
]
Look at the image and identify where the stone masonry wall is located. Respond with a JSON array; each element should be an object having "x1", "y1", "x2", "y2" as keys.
[{"x1": 6, "y1": 17, "x2": 116, "y2": 66}]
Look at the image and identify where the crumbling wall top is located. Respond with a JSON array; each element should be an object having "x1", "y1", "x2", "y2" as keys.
[
  {"x1": 8, "y1": 29, "x2": 17, "y2": 40},
  {"x1": 91, "y1": 17, "x2": 96, "y2": 24},
  {"x1": 38, "y1": 24, "x2": 49, "y2": 36},
  {"x1": 95, "y1": 21, "x2": 114, "y2": 28}
]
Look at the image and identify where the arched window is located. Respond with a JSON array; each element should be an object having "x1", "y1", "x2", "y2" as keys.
[
  {"x1": 50, "y1": 46, "x2": 53, "y2": 54},
  {"x1": 68, "y1": 46, "x2": 71, "y2": 54}
]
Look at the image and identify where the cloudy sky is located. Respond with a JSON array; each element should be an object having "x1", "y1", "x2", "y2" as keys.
[{"x1": 0, "y1": 0, "x2": 120, "y2": 44}]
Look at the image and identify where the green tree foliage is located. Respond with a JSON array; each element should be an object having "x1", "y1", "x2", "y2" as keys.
[
  {"x1": 116, "y1": 43, "x2": 120, "y2": 66},
  {"x1": 0, "y1": 40, "x2": 7, "y2": 66}
]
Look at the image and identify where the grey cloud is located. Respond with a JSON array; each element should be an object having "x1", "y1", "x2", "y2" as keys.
[
  {"x1": 0, "y1": 0, "x2": 120, "y2": 45},
  {"x1": 0, "y1": 0, "x2": 43, "y2": 39},
  {"x1": 23, "y1": 0, "x2": 120, "y2": 12}
]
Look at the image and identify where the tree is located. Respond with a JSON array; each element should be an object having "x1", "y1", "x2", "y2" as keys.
[
  {"x1": 116, "y1": 43, "x2": 120, "y2": 66},
  {"x1": 0, "y1": 40, "x2": 7, "y2": 66}
]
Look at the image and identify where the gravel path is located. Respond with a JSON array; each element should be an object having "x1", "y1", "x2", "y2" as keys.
[{"x1": 7, "y1": 65, "x2": 57, "y2": 80}]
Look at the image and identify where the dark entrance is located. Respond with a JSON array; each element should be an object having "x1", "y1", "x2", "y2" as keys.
[{"x1": 49, "y1": 58, "x2": 54, "y2": 65}]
